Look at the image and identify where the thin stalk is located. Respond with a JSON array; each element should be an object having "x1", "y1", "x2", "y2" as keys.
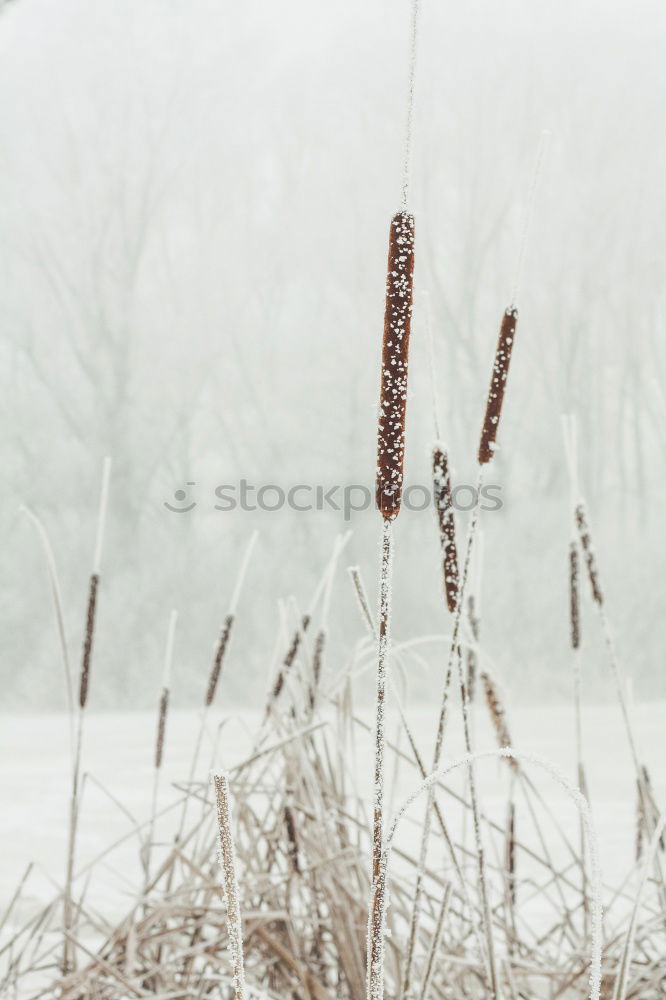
[
  {"x1": 62, "y1": 456, "x2": 111, "y2": 975},
  {"x1": 145, "y1": 609, "x2": 178, "y2": 888},
  {"x1": 366, "y1": 519, "x2": 393, "y2": 1000}
]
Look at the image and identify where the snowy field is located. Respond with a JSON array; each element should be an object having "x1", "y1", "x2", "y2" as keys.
[{"x1": 1, "y1": 701, "x2": 663, "y2": 926}]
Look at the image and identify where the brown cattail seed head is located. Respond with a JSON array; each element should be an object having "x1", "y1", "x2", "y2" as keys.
[
  {"x1": 376, "y1": 212, "x2": 415, "y2": 520},
  {"x1": 481, "y1": 670, "x2": 517, "y2": 770},
  {"x1": 569, "y1": 542, "x2": 580, "y2": 650},
  {"x1": 155, "y1": 688, "x2": 169, "y2": 769},
  {"x1": 575, "y1": 503, "x2": 603, "y2": 605},
  {"x1": 79, "y1": 573, "x2": 99, "y2": 709},
  {"x1": 308, "y1": 628, "x2": 326, "y2": 711},
  {"x1": 205, "y1": 614, "x2": 235, "y2": 708},
  {"x1": 272, "y1": 615, "x2": 311, "y2": 700},
  {"x1": 466, "y1": 595, "x2": 479, "y2": 703},
  {"x1": 283, "y1": 805, "x2": 300, "y2": 874},
  {"x1": 432, "y1": 446, "x2": 459, "y2": 613},
  {"x1": 478, "y1": 307, "x2": 518, "y2": 465}
]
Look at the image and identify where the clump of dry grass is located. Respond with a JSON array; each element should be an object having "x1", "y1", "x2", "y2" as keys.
[{"x1": 1, "y1": 551, "x2": 663, "y2": 1000}]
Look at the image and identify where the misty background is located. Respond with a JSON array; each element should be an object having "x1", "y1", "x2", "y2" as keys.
[{"x1": 2, "y1": 0, "x2": 665, "y2": 708}]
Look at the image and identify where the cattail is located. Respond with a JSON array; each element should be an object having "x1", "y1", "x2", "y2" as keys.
[
  {"x1": 478, "y1": 307, "x2": 518, "y2": 465},
  {"x1": 375, "y1": 212, "x2": 415, "y2": 520},
  {"x1": 505, "y1": 801, "x2": 517, "y2": 908},
  {"x1": 481, "y1": 671, "x2": 516, "y2": 770},
  {"x1": 78, "y1": 573, "x2": 99, "y2": 709},
  {"x1": 308, "y1": 629, "x2": 326, "y2": 711},
  {"x1": 642, "y1": 766, "x2": 665, "y2": 851},
  {"x1": 206, "y1": 614, "x2": 235, "y2": 708},
  {"x1": 466, "y1": 594, "x2": 479, "y2": 703},
  {"x1": 569, "y1": 542, "x2": 580, "y2": 649},
  {"x1": 213, "y1": 773, "x2": 247, "y2": 1000},
  {"x1": 635, "y1": 779, "x2": 645, "y2": 862},
  {"x1": 575, "y1": 503, "x2": 603, "y2": 606},
  {"x1": 154, "y1": 689, "x2": 169, "y2": 770},
  {"x1": 272, "y1": 614, "x2": 311, "y2": 701},
  {"x1": 283, "y1": 804, "x2": 301, "y2": 875},
  {"x1": 432, "y1": 445, "x2": 459, "y2": 613}
]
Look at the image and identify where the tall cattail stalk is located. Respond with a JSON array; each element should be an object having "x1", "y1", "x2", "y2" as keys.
[
  {"x1": 175, "y1": 532, "x2": 257, "y2": 845},
  {"x1": 401, "y1": 443, "x2": 459, "y2": 1000},
  {"x1": 212, "y1": 774, "x2": 247, "y2": 1000},
  {"x1": 417, "y1": 139, "x2": 548, "y2": 990},
  {"x1": 63, "y1": 456, "x2": 111, "y2": 974},
  {"x1": 367, "y1": 190, "x2": 416, "y2": 999},
  {"x1": 349, "y1": 563, "x2": 489, "y2": 976},
  {"x1": 574, "y1": 502, "x2": 644, "y2": 779},
  {"x1": 572, "y1": 493, "x2": 666, "y2": 918},
  {"x1": 145, "y1": 610, "x2": 177, "y2": 887},
  {"x1": 562, "y1": 414, "x2": 591, "y2": 938}
]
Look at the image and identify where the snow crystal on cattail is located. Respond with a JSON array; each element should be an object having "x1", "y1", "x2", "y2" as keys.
[
  {"x1": 376, "y1": 212, "x2": 415, "y2": 520},
  {"x1": 478, "y1": 307, "x2": 518, "y2": 465}
]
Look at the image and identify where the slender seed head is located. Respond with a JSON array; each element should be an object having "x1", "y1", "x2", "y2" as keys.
[
  {"x1": 575, "y1": 503, "x2": 604, "y2": 605},
  {"x1": 155, "y1": 688, "x2": 169, "y2": 770},
  {"x1": 79, "y1": 573, "x2": 99, "y2": 710},
  {"x1": 569, "y1": 542, "x2": 581, "y2": 650},
  {"x1": 376, "y1": 212, "x2": 415, "y2": 520},
  {"x1": 206, "y1": 614, "x2": 235, "y2": 708},
  {"x1": 432, "y1": 445, "x2": 459, "y2": 613},
  {"x1": 478, "y1": 307, "x2": 518, "y2": 465}
]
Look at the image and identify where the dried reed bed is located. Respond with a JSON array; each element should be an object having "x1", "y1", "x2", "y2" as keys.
[{"x1": 2, "y1": 537, "x2": 664, "y2": 1000}]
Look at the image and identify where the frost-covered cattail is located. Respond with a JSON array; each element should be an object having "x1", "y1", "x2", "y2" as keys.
[
  {"x1": 481, "y1": 671, "x2": 516, "y2": 769},
  {"x1": 466, "y1": 595, "x2": 479, "y2": 703},
  {"x1": 478, "y1": 307, "x2": 518, "y2": 465},
  {"x1": 505, "y1": 801, "x2": 517, "y2": 908},
  {"x1": 213, "y1": 773, "x2": 247, "y2": 1000},
  {"x1": 569, "y1": 542, "x2": 580, "y2": 649},
  {"x1": 284, "y1": 804, "x2": 301, "y2": 875},
  {"x1": 375, "y1": 212, "x2": 415, "y2": 520},
  {"x1": 206, "y1": 614, "x2": 235, "y2": 708},
  {"x1": 575, "y1": 503, "x2": 603, "y2": 606},
  {"x1": 154, "y1": 688, "x2": 169, "y2": 771},
  {"x1": 635, "y1": 779, "x2": 645, "y2": 862},
  {"x1": 308, "y1": 628, "x2": 326, "y2": 711},
  {"x1": 432, "y1": 445, "x2": 459, "y2": 613},
  {"x1": 78, "y1": 457, "x2": 112, "y2": 710},
  {"x1": 272, "y1": 614, "x2": 311, "y2": 701},
  {"x1": 155, "y1": 610, "x2": 177, "y2": 770},
  {"x1": 78, "y1": 573, "x2": 99, "y2": 709}
]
